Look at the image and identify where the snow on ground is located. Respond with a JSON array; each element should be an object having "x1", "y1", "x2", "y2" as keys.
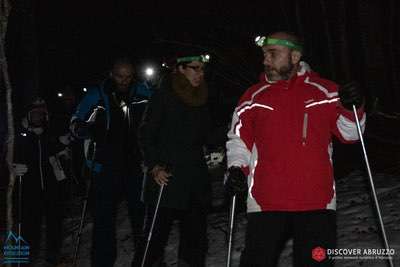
[
  {"x1": 32, "y1": 131, "x2": 400, "y2": 267},
  {"x1": 54, "y1": 168, "x2": 399, "y2": 267}
]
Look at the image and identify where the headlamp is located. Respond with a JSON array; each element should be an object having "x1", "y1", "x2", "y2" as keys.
[
  {"x1": 255, "y1": 36, "x2": 303, "y2": 52},
  {"x1": 177, "y1": 54, "x2": 211, "y2": 63}
]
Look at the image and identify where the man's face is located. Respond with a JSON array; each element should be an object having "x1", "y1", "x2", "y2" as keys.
[
  {"x1": 179, "y1": 61, "x2": 205, "y2": 87},
  {"x1": 262, "y1": 45, "x2": 294, "y2": 81},
  {"x1": 29, "y1": 109, "x2": 47, "y2": 127},
  {"x1": 111, "y1": 64, "x2": 135, "y2": 92}
]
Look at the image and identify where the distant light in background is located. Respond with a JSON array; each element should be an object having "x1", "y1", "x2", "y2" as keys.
[
  {"x1": 83, "y1": 87, "x2": 87, "y2": 92},
  {"x1": 145, "y1": 67, "x2": 155, "y2": 77},
  {"x1": 162, "y1": 63, "x2": 167, "y2": 67},
  {"x1": 57, "y1": 92, "x2": 63, "y2": 98}
]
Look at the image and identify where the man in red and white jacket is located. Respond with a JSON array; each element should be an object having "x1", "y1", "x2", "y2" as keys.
[{"x1": 226, "y1": 32, "x2": 365, "y2": 267}]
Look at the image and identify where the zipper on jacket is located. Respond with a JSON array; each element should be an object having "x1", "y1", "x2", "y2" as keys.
[
  {"x1": 302, "y1": 113, "x2": 308, "y2": 146},
  {"x1": 127, "y1": 106, "x2": 131, "y2": 131},
  {"x1": 38, "y1": 138, "x2": 44, "y2": 190}
]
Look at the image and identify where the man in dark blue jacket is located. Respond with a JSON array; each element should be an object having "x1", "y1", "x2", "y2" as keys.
[{"x1": 71, "y1": 58, "x2": 151, "y2": 267}]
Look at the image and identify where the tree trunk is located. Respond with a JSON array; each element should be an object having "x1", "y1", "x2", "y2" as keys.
[
  {"x1": 337, "y1": 0, "x2": 350, "y2": 82},
  {"x1": 387, "y1": 0, "x2": 400, "y2": 112},
  {"x1": 0, "y1": 0, "x2": 11, "y2": 40},
  {"x1": 357, "y1": 0, "x2": 388, "y2": 111},
  {"x1": 0, "y1": 0, "x2": 15, "y2": 245},
  {"x1": 319, "y1": 0, "x2": 336, "y2": 80},
  {"x1": 294, "y1": 0, "x2": 304, "y2": 39},
  {"x1": 6, "y1": 0, "x2": 39, "y2": 116}
]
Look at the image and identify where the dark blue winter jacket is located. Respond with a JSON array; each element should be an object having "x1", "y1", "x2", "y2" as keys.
[{"x1": 71, "y1": 80, "x2": 152, "y2": 172}]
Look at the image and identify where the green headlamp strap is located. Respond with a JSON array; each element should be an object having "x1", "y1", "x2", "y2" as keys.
[
  {"x1": 177, "y1": 54, "x2": 210, "y2": 63},
  {"x1": 255, "y1": 36, "x2": 303, "y2": 52}
]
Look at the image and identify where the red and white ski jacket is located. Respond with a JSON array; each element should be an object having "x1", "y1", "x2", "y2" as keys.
[{"x1": 226, "y1": 63, "x2": 366, "y2": 212}]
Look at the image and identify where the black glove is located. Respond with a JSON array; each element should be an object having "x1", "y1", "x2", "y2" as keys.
[
  {"x1": 71, "y1": 120, "x2": 91, "y2": 138},
  {"x1": 225, "y1": 166, "x2": 247, "y2": 196},
  {"x1": 71, "y1": 118, "x2": 106, "y2": 142},
  {"x1": 339, "y1": 81, "x2": 364, "y2": 110}
]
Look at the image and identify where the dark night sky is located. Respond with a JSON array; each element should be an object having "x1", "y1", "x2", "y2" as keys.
[
  {"x1": 2, "y1": 2, "x2": 400, "y2": 257},
  {"x1": 32, "y1": 2, "x2": 323, "y2": 81},
  {"x1": 31, "y1": 3, "x2": 284, "y2": 109},
  {"x1": 34, "y1": 6, "x2": 268, "y2": 82},
  {"x1": 5, "y1": 0, "x2": 400, "y2": 116}
]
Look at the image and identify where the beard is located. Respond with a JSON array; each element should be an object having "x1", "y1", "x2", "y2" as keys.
[
  {"x1": 114, "y1": 82, "x2": 130, "y2": 92},
  {"x1": 265, "y1": 60, "x2": 294, "y2": 81}
]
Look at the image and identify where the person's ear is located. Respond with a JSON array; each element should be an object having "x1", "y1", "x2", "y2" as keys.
[{"x1": 291, "y1": 50, "x2": 302, "y2": 65}]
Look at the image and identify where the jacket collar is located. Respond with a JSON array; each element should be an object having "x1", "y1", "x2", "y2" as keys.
[{"x1": 171, "y1": 73, "x2": 208, "y2": 107}]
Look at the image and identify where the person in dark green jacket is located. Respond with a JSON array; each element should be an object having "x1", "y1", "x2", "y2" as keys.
[{"x1": 139, "y1": 52, "x2": 212, "y2": 266}]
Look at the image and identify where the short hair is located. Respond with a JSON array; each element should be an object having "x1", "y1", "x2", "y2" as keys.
[{"x1": 112, "y1": 57, "x2": 134, "y2": 70}]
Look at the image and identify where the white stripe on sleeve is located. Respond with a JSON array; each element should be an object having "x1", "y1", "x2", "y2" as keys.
[{"x1": 337, "y1": 113, "x2": 366, "y2": 141}]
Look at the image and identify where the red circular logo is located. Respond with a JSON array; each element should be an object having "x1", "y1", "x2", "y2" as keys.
[{"x1": 312, "y1": 246, "x2": 326, "y2": 262}]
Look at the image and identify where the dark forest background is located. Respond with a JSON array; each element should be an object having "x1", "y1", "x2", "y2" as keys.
[
  {"x1": 3, "y1": 0, "x2": 400, "y2": 121},
  {"x1": 1, "y1": 0, "x2": 400, "y2": 249}
]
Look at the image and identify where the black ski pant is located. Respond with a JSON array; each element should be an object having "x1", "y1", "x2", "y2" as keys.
[
  {"x1": 91, "y1": 163, "x2": 145, "y2": 267},
  {"x1": 143, "y1": 202, "x2": 208, "y2": 267},
  {"x1": 240, "y1": 210, "x2": 336, "y2": 267},
  {"x1": 14, "y1": 180, "x2": 64, "y2": 265}
]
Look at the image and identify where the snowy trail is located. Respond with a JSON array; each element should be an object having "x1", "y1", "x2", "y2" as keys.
[
  {"x1": 205, "y1": 170, "x2": 400, "y2": 267},
  {"x1": 53, "y1": 168, "x2": 400, "y2": 267}
]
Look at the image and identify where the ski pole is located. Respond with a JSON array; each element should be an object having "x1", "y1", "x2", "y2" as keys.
[
  {"x1": 352, "y1": 105, "x2": 394, "y2": 267},
  {"x1": 227, "y1": 194, "x2": 237, "y2": 267},
  {"x1": 73, "y1": 141, "x2": 96, "y2": 267},
  {"x1": 141, "y1": 184, "x2": 165, "y2": 267}
]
